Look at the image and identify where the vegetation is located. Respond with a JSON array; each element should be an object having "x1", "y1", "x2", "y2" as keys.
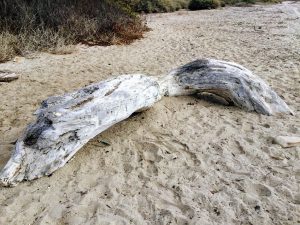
[
  {"x1": 0, "y1": 0, "x2": 146, "y2": 62},
  {"x1": 0, "y1": 0, "x2": 282, "y2": 62},
  {"x1": 129, "y1": 0, "x2": 190, "y2": 13},
  {"x1": 189, "y1": 0, "x2": 220, "y2": 10}
]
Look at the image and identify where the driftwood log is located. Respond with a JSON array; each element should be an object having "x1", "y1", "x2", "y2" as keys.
[{"x1": 0, "y1": 59, "x2": 293, "y2": 186}]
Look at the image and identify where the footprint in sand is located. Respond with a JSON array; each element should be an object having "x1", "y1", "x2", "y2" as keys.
[
  {"x1": 245, "y1": 182, "x2": 273, "y2": 197},
  {"x1": 254, "y1": 183, "x2": 272, "y2": 197},
  {"x1": 137, "y1": 142, "x2": 163, "y2": 163},
  {"x1": 135, "y1": 141, "x2": 163, "y2": 177}
]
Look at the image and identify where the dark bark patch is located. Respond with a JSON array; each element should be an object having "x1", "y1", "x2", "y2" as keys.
[{"x1": 24, "y1": 118, "x2": 53, "y2": 146}]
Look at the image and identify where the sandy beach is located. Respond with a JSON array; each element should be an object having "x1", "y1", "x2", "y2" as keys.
[{"x1": 0, "y1": 2, "x2": 299, "y2": 224}]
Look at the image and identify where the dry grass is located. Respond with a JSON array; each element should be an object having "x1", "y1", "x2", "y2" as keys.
[
  {"x1": 0, "y1": 32, "x2": 18, "y2": 62},
  {"x1": 189, "y1": 0, "x2": 221, "y2": 10},
  {"x1": 0, "y1": 0, "x2": 146, "y2": 62}
]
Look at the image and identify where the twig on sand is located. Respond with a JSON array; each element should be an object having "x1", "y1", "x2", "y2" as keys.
[{"x1": 0, "y1": 71, "x2": 18, "y2": 82}]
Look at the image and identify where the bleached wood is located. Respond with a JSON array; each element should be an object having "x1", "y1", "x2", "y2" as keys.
[
  {"x1": 0, "y1": 59, "x2": 293, "y2": 186},
  {"x1": 0, "y1": 74, "x2": 161, "y2": 186}
]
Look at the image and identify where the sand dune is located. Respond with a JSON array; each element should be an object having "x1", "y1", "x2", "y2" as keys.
[{"x1": 0, "y1": 2, "x2": 299, "y2": 225}]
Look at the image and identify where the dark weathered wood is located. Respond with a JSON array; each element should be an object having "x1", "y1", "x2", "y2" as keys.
[{"x1": 0, "y1": 59, "x2": 293, "y2": 186}]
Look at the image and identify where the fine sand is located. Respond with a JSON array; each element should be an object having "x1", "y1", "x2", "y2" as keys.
[{"x1": 0, "y1": 2, "x2": 299, "y2": 225}]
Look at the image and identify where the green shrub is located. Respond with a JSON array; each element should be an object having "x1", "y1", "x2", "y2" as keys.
[
  {"x1": 188, "y1": 0, "x2": 221, "y2": 10},
  {"x1": 131, "y1": 0, "x2": 190, "y2": 13}
]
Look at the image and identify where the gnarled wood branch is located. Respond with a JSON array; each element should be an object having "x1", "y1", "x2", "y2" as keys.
[{"x1": 0, "y1": 59, "x2": 293, "y2": 186}]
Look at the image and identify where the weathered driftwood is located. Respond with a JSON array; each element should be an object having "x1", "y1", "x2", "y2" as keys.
[
  {"x1": 0, "y1": 70, "x2": 18, "y2": 82},
  {"x1": 0, "y1": 59, "x2": 293, "y2": 186},
  {"x1": 0, "y1": 75, "x2": 161, "y2": 186}
]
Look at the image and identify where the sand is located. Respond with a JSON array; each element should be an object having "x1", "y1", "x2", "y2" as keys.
[{"x1": 0, "y1": 2, "x2": 299, "y2": 225}]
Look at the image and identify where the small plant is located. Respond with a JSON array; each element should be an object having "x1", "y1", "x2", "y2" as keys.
[{"x1": 188, "y1": 0, "x2": 221, "y2": 10}]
